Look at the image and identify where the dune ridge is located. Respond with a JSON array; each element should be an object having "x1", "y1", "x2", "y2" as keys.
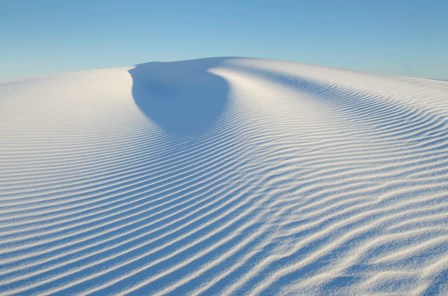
[{"x1": 1, "y1": 57, "x2": 448, "y2": 295}]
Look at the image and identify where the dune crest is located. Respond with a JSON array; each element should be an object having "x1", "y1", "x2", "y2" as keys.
[{"x1": 1, "y1": 58, "x2": 448, "y2": 295}]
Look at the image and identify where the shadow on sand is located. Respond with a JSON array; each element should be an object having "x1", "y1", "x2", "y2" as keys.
[{"x1": 129, "y1": 58, "x2": 230, "y2": 135}]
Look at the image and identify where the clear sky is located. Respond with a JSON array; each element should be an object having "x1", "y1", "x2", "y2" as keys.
[{"x1": 1, "y1": 0, "x2": 447, "y2": 81}]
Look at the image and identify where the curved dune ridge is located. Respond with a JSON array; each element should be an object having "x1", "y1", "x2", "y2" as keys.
[{"x1": 1, "y1": 57, "x2": 448, "y2": 295}]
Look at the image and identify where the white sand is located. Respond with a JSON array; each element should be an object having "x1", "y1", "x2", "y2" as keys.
[{"x1": 1, "y1": 57, "x2": 448, "y2": 295}]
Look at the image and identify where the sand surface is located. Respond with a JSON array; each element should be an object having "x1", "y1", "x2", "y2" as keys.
[{"x1": 1, "y1": 58, "x2": 448, "y2": 295}]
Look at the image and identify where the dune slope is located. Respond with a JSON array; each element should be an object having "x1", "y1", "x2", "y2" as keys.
[{"x1": 1, "y1": 57, "x2": 448, "y2": 295}]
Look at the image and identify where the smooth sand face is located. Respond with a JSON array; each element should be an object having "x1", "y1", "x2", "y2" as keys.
[{"x1": 1, "y1": 57, "x2": 448, "y2": 295}]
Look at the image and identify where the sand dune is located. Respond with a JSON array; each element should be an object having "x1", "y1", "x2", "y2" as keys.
[{"x1": 1, "y1": 57, "x2": 448, "y2": 295}]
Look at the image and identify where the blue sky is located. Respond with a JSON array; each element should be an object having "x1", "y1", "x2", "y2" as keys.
[{"x1": 1, "y1": 0, "x2": 447, "y2": 81}]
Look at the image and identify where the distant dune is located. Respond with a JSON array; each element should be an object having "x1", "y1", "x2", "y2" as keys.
[{"x1": 1, "y1": 58, "x2": 448, "y2": 295}]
